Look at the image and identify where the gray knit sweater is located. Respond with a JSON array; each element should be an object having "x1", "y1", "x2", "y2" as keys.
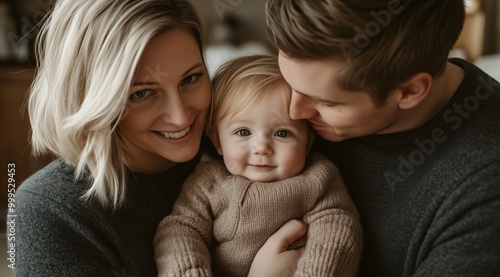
[
  {"x1": 314, "y1": 58, "x2": 500, "y2": 276},
  {"x1": 154, "y1": 153, "x2": 362, "y2": 277},
  {"x1": 11, "y1": 157, "x2": 198, "y2": 277}
]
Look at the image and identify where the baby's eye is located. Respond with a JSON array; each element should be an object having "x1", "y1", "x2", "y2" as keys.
[
  {"x1": 275, "y1": 130, "x2": 290, "y2": 138},
  {"x1": 236, "y1": 129, "x2": 251, "y2": 137},
  {"x1": 130, "y1": 89, "x2": 153, "y2": 100}
]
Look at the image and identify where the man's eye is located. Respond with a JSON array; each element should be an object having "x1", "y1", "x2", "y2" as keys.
[
  {"x1": 320, "y1": 101, "x2": 338, "y2": 108},
  {"x1": 275, "y1": 130, "x2": 289, "y2": 138},
  {"x1": 130, "y1": 89, "x2": 153, "y2": 100},
  {"x1": 236, "y1": 129, "x2": 251, "y2": 136}
]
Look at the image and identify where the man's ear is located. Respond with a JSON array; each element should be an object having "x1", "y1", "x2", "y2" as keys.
[
  {"x1": 206, "y1": 126, "x2": 223, "y2": 156},
  {"x1": 396, "y1": 72, "x2": 433, "y2": 110}
]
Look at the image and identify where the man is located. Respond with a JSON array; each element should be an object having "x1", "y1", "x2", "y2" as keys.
[{"x1": 265, "y1": 0, "x2": 500, "y2": 276}]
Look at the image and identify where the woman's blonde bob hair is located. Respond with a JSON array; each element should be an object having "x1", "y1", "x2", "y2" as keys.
[{"x1": 28, "y1": 0, "x2": 205, "y2": 209}]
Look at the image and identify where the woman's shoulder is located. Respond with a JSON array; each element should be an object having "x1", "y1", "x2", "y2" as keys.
[{"x1": 16, "y1": 159, "x2": 86, "y2": 206}]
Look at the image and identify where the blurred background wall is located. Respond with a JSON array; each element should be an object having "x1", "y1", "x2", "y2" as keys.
[
  {"x1": 482, "y1": 0, "x2": 500, "y2": 54},
  {"x1": 189, "y1": 0, "x2": 274, "y2": 76}
]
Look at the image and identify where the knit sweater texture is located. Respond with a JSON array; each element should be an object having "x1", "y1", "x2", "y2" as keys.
[
  {"x1": 11, "y1": 157, "x2": 199, "y2": 277},
  {"x1": 313, "y1": 58, "x2": 500, "y2": 276},
  {"x1": 154, "y1": 153, "x2": 363, "y2": 277}
]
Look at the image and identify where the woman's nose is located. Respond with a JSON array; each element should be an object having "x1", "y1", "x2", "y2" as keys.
[
  {"x1": 289, "y1": 90, "x2": 317, "y2": 120},
  {"x1": 161, "y1": 92, "x2": 190, "y2": 126}
]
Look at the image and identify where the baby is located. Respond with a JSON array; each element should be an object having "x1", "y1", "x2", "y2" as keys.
[{"x1": 154, "y1": 55, "x2": 362, "y2": 277}]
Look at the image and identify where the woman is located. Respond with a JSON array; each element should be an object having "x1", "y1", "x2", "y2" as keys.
[{"x1": 14, "y1": 0, "x2": 304, "y2": 276}]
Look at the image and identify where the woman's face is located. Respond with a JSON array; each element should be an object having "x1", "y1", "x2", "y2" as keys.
[{"x1": 119, "y1": 27, "x2": 211, "y2": 173}]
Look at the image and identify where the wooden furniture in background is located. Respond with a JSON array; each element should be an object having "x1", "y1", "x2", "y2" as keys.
[
  {"x1": 1, "y1": 65, "x2": 53, "y2": 212},
  {"x1": 453, "y1": 0, "x2": 486, "y2": 62}
]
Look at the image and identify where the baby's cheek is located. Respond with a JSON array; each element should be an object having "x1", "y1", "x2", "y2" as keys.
[{"x1": 223, "y1": 158, "x2": 242, "y2": 176}]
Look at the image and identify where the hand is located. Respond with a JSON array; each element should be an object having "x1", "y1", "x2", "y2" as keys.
[{"x1": 248, "y1": 220, "x2": 308, "y2": 277}]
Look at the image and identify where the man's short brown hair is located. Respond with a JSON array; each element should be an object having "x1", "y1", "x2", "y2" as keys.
[{"x1": 266, "y1": 0, "x2": 465, "y2": 106}]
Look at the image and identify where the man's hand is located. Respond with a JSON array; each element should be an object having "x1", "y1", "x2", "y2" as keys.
[{"x1": 248, "y1": 220, "x2": 308, "y2": 277}]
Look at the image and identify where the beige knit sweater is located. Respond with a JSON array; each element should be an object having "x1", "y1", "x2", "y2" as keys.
[{"x1": 154, "y1": 153, "x2": 362, "y2": 277}]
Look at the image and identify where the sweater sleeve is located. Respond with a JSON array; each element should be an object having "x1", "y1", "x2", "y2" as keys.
[
  {"x1": 154, "y1": 162, "x2": 220, "y2": 277},
  {"x1": 411, "y1": 161, "x2": 500, "y2": 277},
  {"x1": 295, "y1": 154, "x2": 363, "y2": 277},
  {"x1": 13, "y1": 186, "x2": 123, "y2": 277}
]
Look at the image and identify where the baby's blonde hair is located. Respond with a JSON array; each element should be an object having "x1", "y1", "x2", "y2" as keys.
[
  {"x1": 208, "y1": 55, "x2": 291, "y2": 132},
  {"x1": 28, "y1": 0, "x2": 205, "y2": 209}
]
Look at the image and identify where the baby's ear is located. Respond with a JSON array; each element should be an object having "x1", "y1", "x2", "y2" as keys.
[{"x1": 206, "y1": 126, "x2": 223, "y2": 156}]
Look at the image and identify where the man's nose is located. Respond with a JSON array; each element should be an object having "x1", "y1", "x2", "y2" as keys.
[{"x1": 289, "y1": 90, "x2": 317, "y2": 120}]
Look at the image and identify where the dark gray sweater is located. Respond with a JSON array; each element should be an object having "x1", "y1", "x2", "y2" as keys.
[
  {"x1": 11, "y1": 156, "x2": 198, "y2": 277},
  {"x1": 314, "y1": 58, "x2": 500, "y2": 276}
]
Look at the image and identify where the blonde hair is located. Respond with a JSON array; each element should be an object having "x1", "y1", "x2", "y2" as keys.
[
  {"x1": 28, "y1": 0, "x2": 205, "y2": 209},
  {"x1": 208, "y1": 55, "x2": 291, "y2": 132}
]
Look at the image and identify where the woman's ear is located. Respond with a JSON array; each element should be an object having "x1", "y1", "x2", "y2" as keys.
[
  {"x1": 396, "y1": 72, "x2": 433, "y2": 110},
  {"x1": 206, "y1": 126, "x2": 223, "y2": 156}
]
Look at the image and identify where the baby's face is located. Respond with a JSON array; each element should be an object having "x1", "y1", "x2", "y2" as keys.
[{"x1": 216, "y1": 88, "x2": 310, "y2": 182}]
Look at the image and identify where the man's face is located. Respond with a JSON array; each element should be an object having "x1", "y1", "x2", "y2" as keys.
[{"x1": 278, "y1": 51, "x2": 403, "y2": 142}]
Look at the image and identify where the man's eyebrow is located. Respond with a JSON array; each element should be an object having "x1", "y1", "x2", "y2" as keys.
[
  {"x1": 132, "y1": 63, "x2": 204, "y2": 86},
  {"x1": 293, "y1": 89, "x2": 341, "y2": 104}
]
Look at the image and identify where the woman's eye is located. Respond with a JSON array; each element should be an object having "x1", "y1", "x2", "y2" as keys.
[
  {"x1": 236, "y1": 129, "x2": 251, "y2": 137},
  {"x1": 130, "y1": 89, "x2": 153, "y2": 100},
  {"x1": 275, "y1": 130, "x2": 290, "y2": 138},
  {"x1": 181, "y1": 73, "x2": 202, "y2": 86}
]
